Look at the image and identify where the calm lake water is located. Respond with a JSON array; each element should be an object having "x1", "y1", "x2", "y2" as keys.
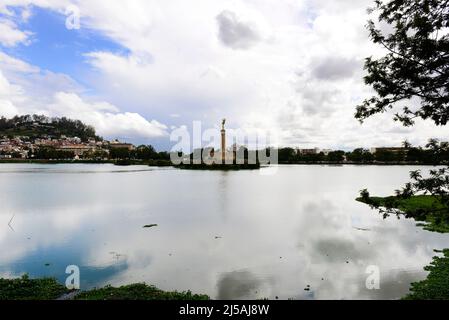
[{"x1": 0, "y1": 163, "x2": 448, "y2": 299}]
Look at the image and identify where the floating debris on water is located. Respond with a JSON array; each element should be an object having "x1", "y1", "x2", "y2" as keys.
[
  {"x1": 8, "y1": 214, "x2": 15, "y2": 232},
  {"x1": 353, "y1": 227, "x2": 370, "y2": 231},
  {"x1": 143, "y1": 224, "x2": 158, "y2": 228}
]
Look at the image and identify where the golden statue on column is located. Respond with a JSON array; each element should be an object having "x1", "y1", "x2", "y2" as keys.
[{"x1": 221, "y1": 118, "x2": 226, "y2": 164}]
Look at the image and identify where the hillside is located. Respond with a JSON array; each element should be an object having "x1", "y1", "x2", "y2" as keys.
[{"x1": 0, "y1": 115, "x2": 101, "y2": 141}]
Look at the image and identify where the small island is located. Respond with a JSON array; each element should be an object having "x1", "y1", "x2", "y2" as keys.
[
  {"x1": 173, "y1": 119, "x2": 262, "y2": 170},
  {"x1": 175, "y1": 163, "x2": 260, "y2": 170}
]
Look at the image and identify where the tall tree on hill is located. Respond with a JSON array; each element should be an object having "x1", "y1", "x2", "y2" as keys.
[{"x1": 357, "y1": 0, "x2": 449, "y2": 203}]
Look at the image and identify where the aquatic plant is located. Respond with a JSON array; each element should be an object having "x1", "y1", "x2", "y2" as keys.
[
  {"x1": 75, "y1": 283, "x2": 209, "y2": 300},
  {"x1": 0, "y1": 275, "x2": 69, "y2": 300},
  {"x1": 357, "y1": 194, "x2": 449, "y2": 233},
  {"x1": 404, "y1": 249, "x2": 449, "y2": 300}
]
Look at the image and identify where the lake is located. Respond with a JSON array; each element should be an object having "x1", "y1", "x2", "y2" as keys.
[{"x1": 0, "y1": 163, "x2": 447, "y2": 299}]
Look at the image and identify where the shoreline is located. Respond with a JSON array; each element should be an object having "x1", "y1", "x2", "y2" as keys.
[
  {"x1": 357, "y1": 194, "x2": 449, "y2": 299},
  {"x1": 0, "y1": 159, "x2": 173, "y2": 166},
  {"x1": 0, "y1": 159, "x2": 445, "y2": 166},
  {"x1": 0, "y1": 275, "x2": 209, "y2": 300}
]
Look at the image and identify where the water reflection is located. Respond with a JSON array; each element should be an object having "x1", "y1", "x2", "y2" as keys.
[
  {"x1": 0, "y1": 164, "x2": 448, "y2": 299},
  {"x1": 217, "y1": 270, "x2": 267, "y2": 300}
]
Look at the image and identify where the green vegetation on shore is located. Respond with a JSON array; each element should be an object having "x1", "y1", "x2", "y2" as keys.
[
  {"x1": 0, "y1": 275, "x2": 209, "y2": 300},
  {"x1": 0, "y1": 275, "x2": 69, "y2": 300},
  {"x1": 356, "y1": 194, "x2": 449, "y2": 233},
  {"x1": 276, "y1": 145, "x2": 449, "y2": 165},
  {"x1": 0, "y1": 115, "x2": 99, "y2": 142},
  {"x1": 75, "y1": 283, "x2": 209, "y2": 300},
  {"x1": 357, "y1": 192, "x2": 449, "y2": 299},
  {"x1": 403, "y1": 249, "x2": 449, "y2": 300},
  {"x1": 356, "y1": 190, "x2": 449, "y2": 233}
]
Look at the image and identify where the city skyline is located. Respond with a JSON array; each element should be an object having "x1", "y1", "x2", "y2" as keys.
[{"x1": 1, "y1": 113, "x2": 436, "y2": 156}]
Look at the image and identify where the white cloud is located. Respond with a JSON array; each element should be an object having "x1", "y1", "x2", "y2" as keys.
[
  {"x1": 216, "y1": 10, "x2": 261, "y2": 49},
  {"x1": 0, "y1": 51, "x2": 39, "y2": 73},
  {"x1": 0, "y1": 51, "x2": 168, "y2": 140},
  {"x1": 0, "y1": 19, "x2": 31, "y2": 47},
  {"x1": 0, "y1": 70, "x2": 25, "y2": 117},
  {"x1": 50, "y1": 92, "x2": 168, "y2": 139},
  {"x1": 0, "y1": 99, "x2": 19, "y2": 118},
  {"x1": 311, "y1": 56, "x2": 361, "y2": 81},
  {"x1": 0, "y1": 1, "x2": 447, "y2": 149}
]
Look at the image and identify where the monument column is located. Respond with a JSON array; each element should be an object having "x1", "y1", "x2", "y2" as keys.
[{"x1": 221, "y1": 119, "x2": 226, "y2": 164}]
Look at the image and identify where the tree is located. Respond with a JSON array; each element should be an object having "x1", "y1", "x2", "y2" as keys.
[
  {"x1": 0, "y1": 114, "x2": 101, "y2": 141},
  {"x1": 134, "y1": 145, "x2": 158, "y2": 160},
  {"x1": 278, "y1": 147, "x2": 297, "y2": 163},
  {"x1": 402, "y1": 140, "x2": 412, "y2": 149},
  {"x1": 358, "y1": 0, "x2": 449, "y2": 205},
  {"x1": 110, "y1": 148, "x2": 131, "y2": 159},
  {"x1": 157, "y1": 151, "x2": 170, "y2": 161},
  {"x1": 33, "y1": 147, "x2": 74, "y2": 160},
  {"x1": 327, "y1": 150, "x2": 345, "y2": 162},
  {"x1": 356, "y1": 0, "x2": 449, "y2": 126},
  {"x1": 347, "y1": 148, "x2": 375, "y2": 162}
]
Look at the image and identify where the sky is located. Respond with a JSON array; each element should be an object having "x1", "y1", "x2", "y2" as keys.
[{"x1": 0, "y1": 0, "x2": 447, "y2": 151}]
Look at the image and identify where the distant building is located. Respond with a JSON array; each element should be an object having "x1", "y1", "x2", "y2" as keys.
[
  {"x1": 296, "y1": 148, "x2": 319, "y2": 155},
  {"x1": 56, "y1": 145, "x2": 94, "y2": 157},
  {"x1": 370, "y1": 147, "x2": 408, "y2": 154},
  {"x1": 221, "y1": 119, "x2": 226, "y2": 163},
  {"x1": 109, "y1": 140, "x2": 135, "y2": 151}
]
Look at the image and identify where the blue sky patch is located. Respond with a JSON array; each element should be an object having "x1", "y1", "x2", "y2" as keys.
[{"x1": 1, "y1": 6, "x2": 129, "y2": 83}]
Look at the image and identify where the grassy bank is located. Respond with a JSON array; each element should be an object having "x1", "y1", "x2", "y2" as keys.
[
  {"x1": 75, "y1": 283, "x2": 209, "y2": 300},
  {"x1": 357, "y1": 194, "x2": 449, "y2": 299},
  {"x1": 356, "y1": 195, "x2": 449, "y2": 233},
  {"x1": 0, "y1": 275, "x2": 209, "y2": 300}
]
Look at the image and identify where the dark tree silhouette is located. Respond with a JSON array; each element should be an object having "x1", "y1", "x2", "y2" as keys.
[
  {"x1": 358, "y1": 0, "x2": 449, "y2": 204},
  {"x1": 0, "y1": 114, "x2": 100, "y2": 141},
  {"x1": 356, "y1": 0, "x2": 449, "y2": 126}
]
